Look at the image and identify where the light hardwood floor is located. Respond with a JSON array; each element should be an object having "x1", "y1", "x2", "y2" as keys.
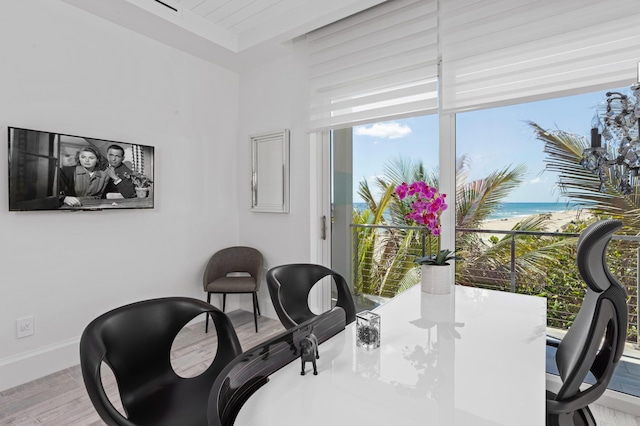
[{"x1": 1, "y1": 310, "x2": 639, "y2": 426}]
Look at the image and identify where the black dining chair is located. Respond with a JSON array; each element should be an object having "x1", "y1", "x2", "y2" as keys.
[
  {"x1": 266, "y1": 263, "x2": 356, "y2": 329},
  {"x1": 208, "y1": 307, "x2": 347, "y2": 426},
  {"x1": 79, "y1": 297, "x2": 242, "y2": 426},
  {"x1": 546, "y1": 219, "x2": 628, "y2": 426},
  {"x1": 203, "y1": 246, "x2": 264, "y2": 332}
]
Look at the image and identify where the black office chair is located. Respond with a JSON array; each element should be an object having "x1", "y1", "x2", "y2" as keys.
[
  {"x1": 266, "y1": 263, "x2": 356, "y2": 329},
  {"x1": 546, "y1": 219, "x2": 628, "y2": 426},
  {"x1": 80, "y1": 297, "x2": 242, "y2": 426},
  {"x1": 203, "y1": 246, "x2": 264, "y2": 333}
]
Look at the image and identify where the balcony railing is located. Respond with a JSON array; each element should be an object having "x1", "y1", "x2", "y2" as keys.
[{"x1": 350, "y1": 223, "x2": 640, "y2": 348}]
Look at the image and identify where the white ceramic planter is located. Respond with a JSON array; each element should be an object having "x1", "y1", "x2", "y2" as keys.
[{"x1": 420, "y1": 264, "x2": 453, "y2": 294}]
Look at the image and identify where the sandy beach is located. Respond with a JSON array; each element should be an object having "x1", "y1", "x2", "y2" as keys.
[{"x1": 479, "y1": 209, "x2": 593, "y2": 239}]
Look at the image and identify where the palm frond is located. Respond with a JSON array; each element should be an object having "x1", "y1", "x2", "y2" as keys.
[
  {"x1": 396, "y1": 267, "x2": 421, "y2": 293},
  {"x1": 529, "y1": 121, "x2": 640, "y2": 232},
  {"x1": 456, "y1": 164, "x2": 527, "y2": 228},
  {"x1": 357, "y1": 178, "x2": 377, "y2": 213},
  {"x1": 384, "y1": 157, "x2": 439, "y2": 187}
]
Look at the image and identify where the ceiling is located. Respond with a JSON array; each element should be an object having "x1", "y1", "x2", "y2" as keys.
[{"x1": 60, "y1": 0, "x2": 388, "y2": 72}]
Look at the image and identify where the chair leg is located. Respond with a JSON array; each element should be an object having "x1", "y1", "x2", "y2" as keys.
[
  {"x1": 222, "y1": 293, "x2": 226, "y2": 312},
  {"x1": 549, "y1": 410, "x2": 595, "y2": 426},
  {"x1": 253, "y1": 292, "x2": 259, "y2": 333},
  {"x1": 205, "y1": 292, "x2": 211, "y2": 333},
  {"x1": 575, "y1": 406, "x2": 596, "y2": 426}
]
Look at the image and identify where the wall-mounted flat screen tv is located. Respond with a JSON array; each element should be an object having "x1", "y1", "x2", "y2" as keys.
[{"x1": 8, "y1": 127, "x2": 155, "y2": 211}]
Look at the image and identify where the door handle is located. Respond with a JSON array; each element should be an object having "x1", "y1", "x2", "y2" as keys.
[{"x1": 321, "y1": 215, "x2": 327, "y2": 240}]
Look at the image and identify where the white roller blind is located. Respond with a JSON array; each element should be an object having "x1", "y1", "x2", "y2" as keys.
[
  {"x1": 307, "y1": 0, "x2": 439, "y2": 132},
  {"x1": 440, "y1": 0, "x2": 640, "y2": 113}
]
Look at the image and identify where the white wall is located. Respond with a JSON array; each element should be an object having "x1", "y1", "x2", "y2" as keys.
[
  {"x1": 236, "y1": 43, "x2": 319, "y2": 319},
  {"x1": 0, "y1": 0, "x2": 240, "y2": 391}
]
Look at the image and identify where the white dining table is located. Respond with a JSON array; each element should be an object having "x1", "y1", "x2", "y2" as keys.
[{"x1": 236, "y1": 284, "x2": 547, "y2": 425}]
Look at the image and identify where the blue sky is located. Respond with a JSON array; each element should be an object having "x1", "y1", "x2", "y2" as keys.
[{"x1": 352, "y1": 87, "x2": 626, "y2": 203}]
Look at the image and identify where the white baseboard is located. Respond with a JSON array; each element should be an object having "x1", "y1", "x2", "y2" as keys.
[
  {"x1": 546, "y1": 373, "x2": 640, "y2": 417},
  {"x1": 0, "y1": 338, "x2": 80, "y2": 392}
]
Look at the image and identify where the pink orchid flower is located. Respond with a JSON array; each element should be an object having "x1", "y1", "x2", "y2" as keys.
[
  {"x1": 396, "y1": 182, "x2": 409, "y2": 199},
  {"x1": 395, "y1": 180, "x2": 447, "y2": 236}
]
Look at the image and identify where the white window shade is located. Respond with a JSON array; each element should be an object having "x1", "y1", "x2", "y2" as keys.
[
  {"x1": 307, "y1": 0, "x2": 438, "y2": 132},
  {"x1": 440, "y1": 0, "x2": 640, "y2": 113}
]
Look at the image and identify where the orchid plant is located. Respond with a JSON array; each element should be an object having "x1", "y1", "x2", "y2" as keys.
[
  {"x1": 396, "y1": 181, "x2": 456, "y2": 265},
  {"x1": 395, "y1": 181, "x2": 448, "y2": 236}
]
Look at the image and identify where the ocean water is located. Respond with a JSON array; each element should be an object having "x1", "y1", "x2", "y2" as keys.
[
  {"x1": 486, "y1": 202, "x2": 579, "y2": 220},
  {"x1": 352, "y1": 202, "x2": 578, "y2": 221}
]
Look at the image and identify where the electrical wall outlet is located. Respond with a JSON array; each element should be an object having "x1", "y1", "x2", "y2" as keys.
[{"x1": 16, "y1": 316, "x2": 34, "y2": 338}]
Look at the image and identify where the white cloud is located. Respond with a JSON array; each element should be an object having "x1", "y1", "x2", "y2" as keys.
[
  {"x1": 354, "y1": 121, "x2": 412, "y2": 139},
  {"x1": 527, "y1": 176, "x2": 551, "y2": 185}
]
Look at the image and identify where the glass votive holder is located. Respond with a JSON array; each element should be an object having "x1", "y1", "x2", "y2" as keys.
[{"x1": 356, "y1": 310, "x2": 381, "y2": 350}]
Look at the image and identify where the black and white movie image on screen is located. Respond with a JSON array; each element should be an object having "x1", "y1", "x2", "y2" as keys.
[{"x1": 8, "y1": 127, "x2": 155, "y2": 211}]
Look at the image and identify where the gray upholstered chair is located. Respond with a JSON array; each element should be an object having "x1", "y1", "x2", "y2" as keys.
[
  {"x1": 203, "y1": 246, "x2": 264, "y2": 332},
  {"x1": 546, "y1": 219, "x2": 628, "y2": 425}
]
